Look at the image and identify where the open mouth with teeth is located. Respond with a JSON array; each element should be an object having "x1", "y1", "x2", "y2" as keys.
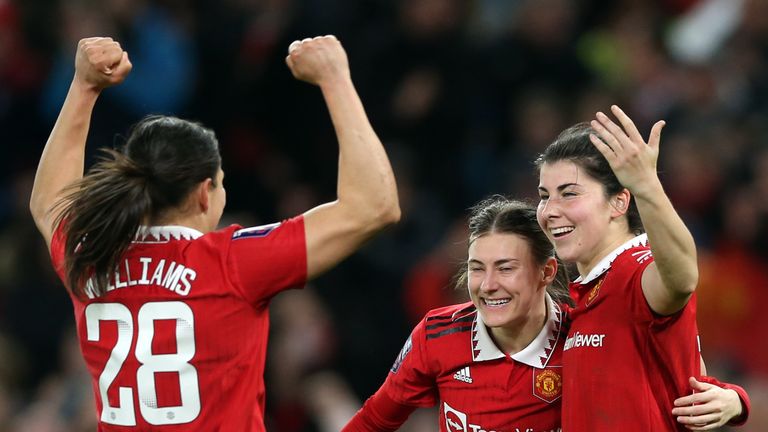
[
  {"x1": 550, "y1": 226, "x2": 574, "y2": 238},
  {"x1": 482, "y1": 298, "x2": 510, "y2": 307}
]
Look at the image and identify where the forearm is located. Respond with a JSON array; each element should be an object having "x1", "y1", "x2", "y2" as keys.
[
  {"x1": 320, "y1": 76, "x2": 400, "y2": 229},
  {"x1": 30, "y1": 79, "x2": 100, "y2": 241},
  {"x1": 342, "y1": 389, "x2": 415, "y2": 432},
  {"x1": 634, "y1": 179, "x2": 698, "y2": 296}
]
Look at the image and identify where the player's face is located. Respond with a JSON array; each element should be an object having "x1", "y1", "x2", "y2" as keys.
[
  {"x1": 536, "y1": 160, "x2": 615, "y2": 268},
  {"x1": 467, "y1": 233, "x2": 547, "y2": 330},
  {"x1": 207, "y1": 168, "x2": 226, "y2": 231}
]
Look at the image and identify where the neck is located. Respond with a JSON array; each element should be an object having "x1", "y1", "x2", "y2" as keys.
[
  {"x1": 148, "y1": 211, "x2": 211, "y2": 233},
  {"x1": 489, "y1": 294, "x2": 547, "y2": 355},
  {"x1": 576, "y1": 225, "x2": 635, "y2": 279}
]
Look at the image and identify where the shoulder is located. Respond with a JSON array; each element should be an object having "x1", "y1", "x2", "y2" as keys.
[
  {"x1": 611, "y1": 243, "x2": 654, "y2": 278},
  {"x1": 419, "y1": 302, "x2": 476, "y2": 341},
  {"x1": 197, "y1": 217, "x2": 304, "y2": 248},
  {"x1": 395, "y1": 302, "x2": 476, "y2": 373},
  {"x1": 423, "y1": 302, "x2": 476, "y2": 325}
]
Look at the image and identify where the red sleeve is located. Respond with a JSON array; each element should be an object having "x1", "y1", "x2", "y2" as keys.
[
  {"x1": 698, "y1": 376, "x2": 751, "y2": 426},
  {"x1": 380, "y1": 318, "x2": 439, "y2": 407},
  {"x1": 342, "y1": 388, "x2": 417, "y2": 432},
  {"x1": 623, "y1": 246, "x2": 657, "y2": 321},
  {"x1": 227, "y1": 216, "x2": 307, "y2": 307}
]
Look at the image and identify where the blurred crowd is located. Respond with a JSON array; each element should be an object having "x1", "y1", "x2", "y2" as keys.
[{"x1": 0, "y1": 0, "x2": 767, "y2": 430}]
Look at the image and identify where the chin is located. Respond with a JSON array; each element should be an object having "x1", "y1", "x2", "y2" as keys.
[
  {"x1": 552, "y1": 247, "x2": 575, "y2": 263},
  {"x1": 479, "y1": 310, "x2": 513, "y2": 329}
]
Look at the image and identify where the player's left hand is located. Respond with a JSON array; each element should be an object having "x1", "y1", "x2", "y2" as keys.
[
  {"x1": 589, "y1": 105, "x2": 665, "y2": 200},
  {"x1": 672, "y1": 377, "x2": 744, "y2": 430}
]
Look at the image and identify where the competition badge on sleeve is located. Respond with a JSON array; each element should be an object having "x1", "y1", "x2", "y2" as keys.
[
  {"x1": 533, "y1": 366, "x2": 562, "y2": 403},
  {"x1": 232, "y1": 222, "x2": 280, "y2": 240},
  {"x1": 390, "y1": 335, "x2": 413, "y2": 373}
]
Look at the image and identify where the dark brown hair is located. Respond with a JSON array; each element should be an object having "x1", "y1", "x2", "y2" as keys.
[
  {"x1": 455, "y1": 195, "x2": 572, "y2": 306},
  {"x1": 55, "y1": 115, "x2": 221, "y2": 298},
  {"x1": 535, "y1": 122, "x2": 644, "y2": 235}
]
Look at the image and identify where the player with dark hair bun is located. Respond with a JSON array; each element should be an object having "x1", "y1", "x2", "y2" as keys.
[{"x1": 30, "y1": 35, "x2": 400, "y2": 431}]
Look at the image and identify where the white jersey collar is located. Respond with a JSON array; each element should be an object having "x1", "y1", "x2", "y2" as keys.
[
  {"x1": 575, "y1": 233, "x2": 648, "y2": 285},
  {"x1": 134, "y1": 225, "x2": 203, "y2": 243},
  {"x1": 471, "y1": 293, "x2": 564, "y2": 368}
]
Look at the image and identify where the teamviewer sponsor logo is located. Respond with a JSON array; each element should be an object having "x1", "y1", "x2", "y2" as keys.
[
  {"x1": 443, "y1": 402, "x2": 560, "y2": 432},
  {"x1": 444, "y1": 402, "x2": 468, "y2": 432},
  {"x1": 563, "y1": 332, "x2": 605, "y2": 351}
]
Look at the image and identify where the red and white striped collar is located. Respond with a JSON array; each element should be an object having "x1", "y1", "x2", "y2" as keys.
[
  {"x1": 471, "y1": 293, "x2": 564, "y2": 368},
  {"x1": 134, "y1": 226, "x2": 203, "y2": 243},
  {"x1": 575, "y1": 233, "x2": 648, "y2": 285}
]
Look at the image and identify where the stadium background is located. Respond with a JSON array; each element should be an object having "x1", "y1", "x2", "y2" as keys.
[{"x1": 0, "y1": 0, "x2": 766, "y2": 430}]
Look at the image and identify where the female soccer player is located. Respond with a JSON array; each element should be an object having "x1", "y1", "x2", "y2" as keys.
[
  {"x1": 30, "y1": 36, "x2": 400, "y2": 431},
  {"x1": 342, "y1": 195, "x2": 746, "y2": 432},
  {"x1": 343, "y1": 197, "x2": 572, "y2": 432},
  {"x1": 536, "y1": 107, "x2": 748, "y2": 430}
]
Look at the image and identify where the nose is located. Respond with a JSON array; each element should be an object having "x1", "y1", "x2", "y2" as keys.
[
  {"x1": 480, "y1": 271, "x2": 499, "y2": 293},
  {"x1": 540, "y1": 197, "x2": 561, "y2": 220}
]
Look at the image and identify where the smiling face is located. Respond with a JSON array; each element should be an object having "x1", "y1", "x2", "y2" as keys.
[
  {"x1": 467, "y1": 232, "x2": 549, "y2": 330},
  {"x1": 536, "y1": 160, "x2": 629, "y2": 273}
]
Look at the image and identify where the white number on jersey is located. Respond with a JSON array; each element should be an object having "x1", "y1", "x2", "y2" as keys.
[{"x1": 85, "y1": 301, "x2": 201, "y2": 426}]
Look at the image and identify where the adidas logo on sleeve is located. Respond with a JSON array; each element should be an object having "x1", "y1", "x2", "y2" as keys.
[{"x1": 453, "y1": 366, "x2": 473, "y2": 383}]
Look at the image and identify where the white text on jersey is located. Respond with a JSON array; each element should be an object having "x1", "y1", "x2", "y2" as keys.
[
  {"x1": 86, "y1": 257, "x2": 197, "y2": 298},
  {"x1": 443, "y1": 402, "x2": 561, "y2": 432},
  {"x1": 563, "y1": 332, "x2": 605, "y2": 351}
]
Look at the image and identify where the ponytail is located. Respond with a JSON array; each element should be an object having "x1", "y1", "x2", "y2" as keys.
[
  {"x1": 55, "y1": 149, "x2": 153, "y2": 298},
  {"x1": 54, "y1": 115, "x2": 221, "y2": 299}
]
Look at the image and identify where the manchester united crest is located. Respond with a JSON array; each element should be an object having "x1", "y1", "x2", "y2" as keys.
[
  {"x1": 533, "y1": 367, "x2": 562, "y2": 403},
  {"x1": 585, "y1": 278, "x2": 604, "y2": 307}
]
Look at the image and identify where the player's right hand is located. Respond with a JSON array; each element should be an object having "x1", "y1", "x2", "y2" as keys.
[
  {"x1": 285, "y1": 35, "x2": 350, "y2": 87},
  {"x1": 75, "y1": 37, "x2": 132, "y2": 91}
]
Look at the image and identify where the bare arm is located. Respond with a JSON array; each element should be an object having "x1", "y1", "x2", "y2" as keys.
[
  {"x1": 30, "y1": 37, "x2": 132, "y2": 248},
  {"x1": 285, "y1": 36, "x2": 400, "y2": 280},
  {"x1": 591, "y1": 105, "x2": 697, "y2": 315}
]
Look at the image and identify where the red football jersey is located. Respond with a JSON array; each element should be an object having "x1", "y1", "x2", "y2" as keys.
[
  {"x1": 50, "y1": 219, "x2": 307, "y2": 431},
  {"x1": 373, "y1": 295, "x2": 566, "y2": 432},
  {"x1": 562, "y1": 234, "x2": 700, "y2": 431}
]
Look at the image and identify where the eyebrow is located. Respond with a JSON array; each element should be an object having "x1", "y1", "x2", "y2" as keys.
[
  {"x1": 468, "y1": 258, "x2": 520, "y2": 266},
  {"x1": 538, "y1": 182, "x2": 580, "y2": 193}
]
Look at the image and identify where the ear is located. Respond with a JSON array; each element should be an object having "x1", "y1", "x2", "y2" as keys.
[
  {"x1": 196, "y1": 178, "x2": 214, "y2": 213},
  {"x1": 610, "y1": 188, "x2": 631, "y2": 218},
  {"x1": 541, "y1": 257, "x2": 558, "y2": 287}
]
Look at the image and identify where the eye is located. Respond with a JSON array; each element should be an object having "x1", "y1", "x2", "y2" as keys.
[{"x1": 538, "y1": 194, "x2": 549, "y2": 201}]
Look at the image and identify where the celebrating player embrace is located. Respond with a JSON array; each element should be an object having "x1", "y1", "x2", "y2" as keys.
[
  {"x1": 536, "y1": 109, "x2": 749, "y2": 430},
  {"x1": 30, "y1": 36, "x2": 399, "y2": 431}
]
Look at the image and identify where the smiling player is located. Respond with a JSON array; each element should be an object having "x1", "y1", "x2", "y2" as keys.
[{"x1": 343, "y1": 197, "x2": 571, "y2": 432}]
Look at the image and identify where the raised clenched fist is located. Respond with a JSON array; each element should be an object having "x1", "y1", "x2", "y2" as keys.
[
  {"x1": 285, "y1": 35, "x2": 350, "y2": 87},
  {"x1": 75, "y1": 37, "x2": 133, "y2": 91}
]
